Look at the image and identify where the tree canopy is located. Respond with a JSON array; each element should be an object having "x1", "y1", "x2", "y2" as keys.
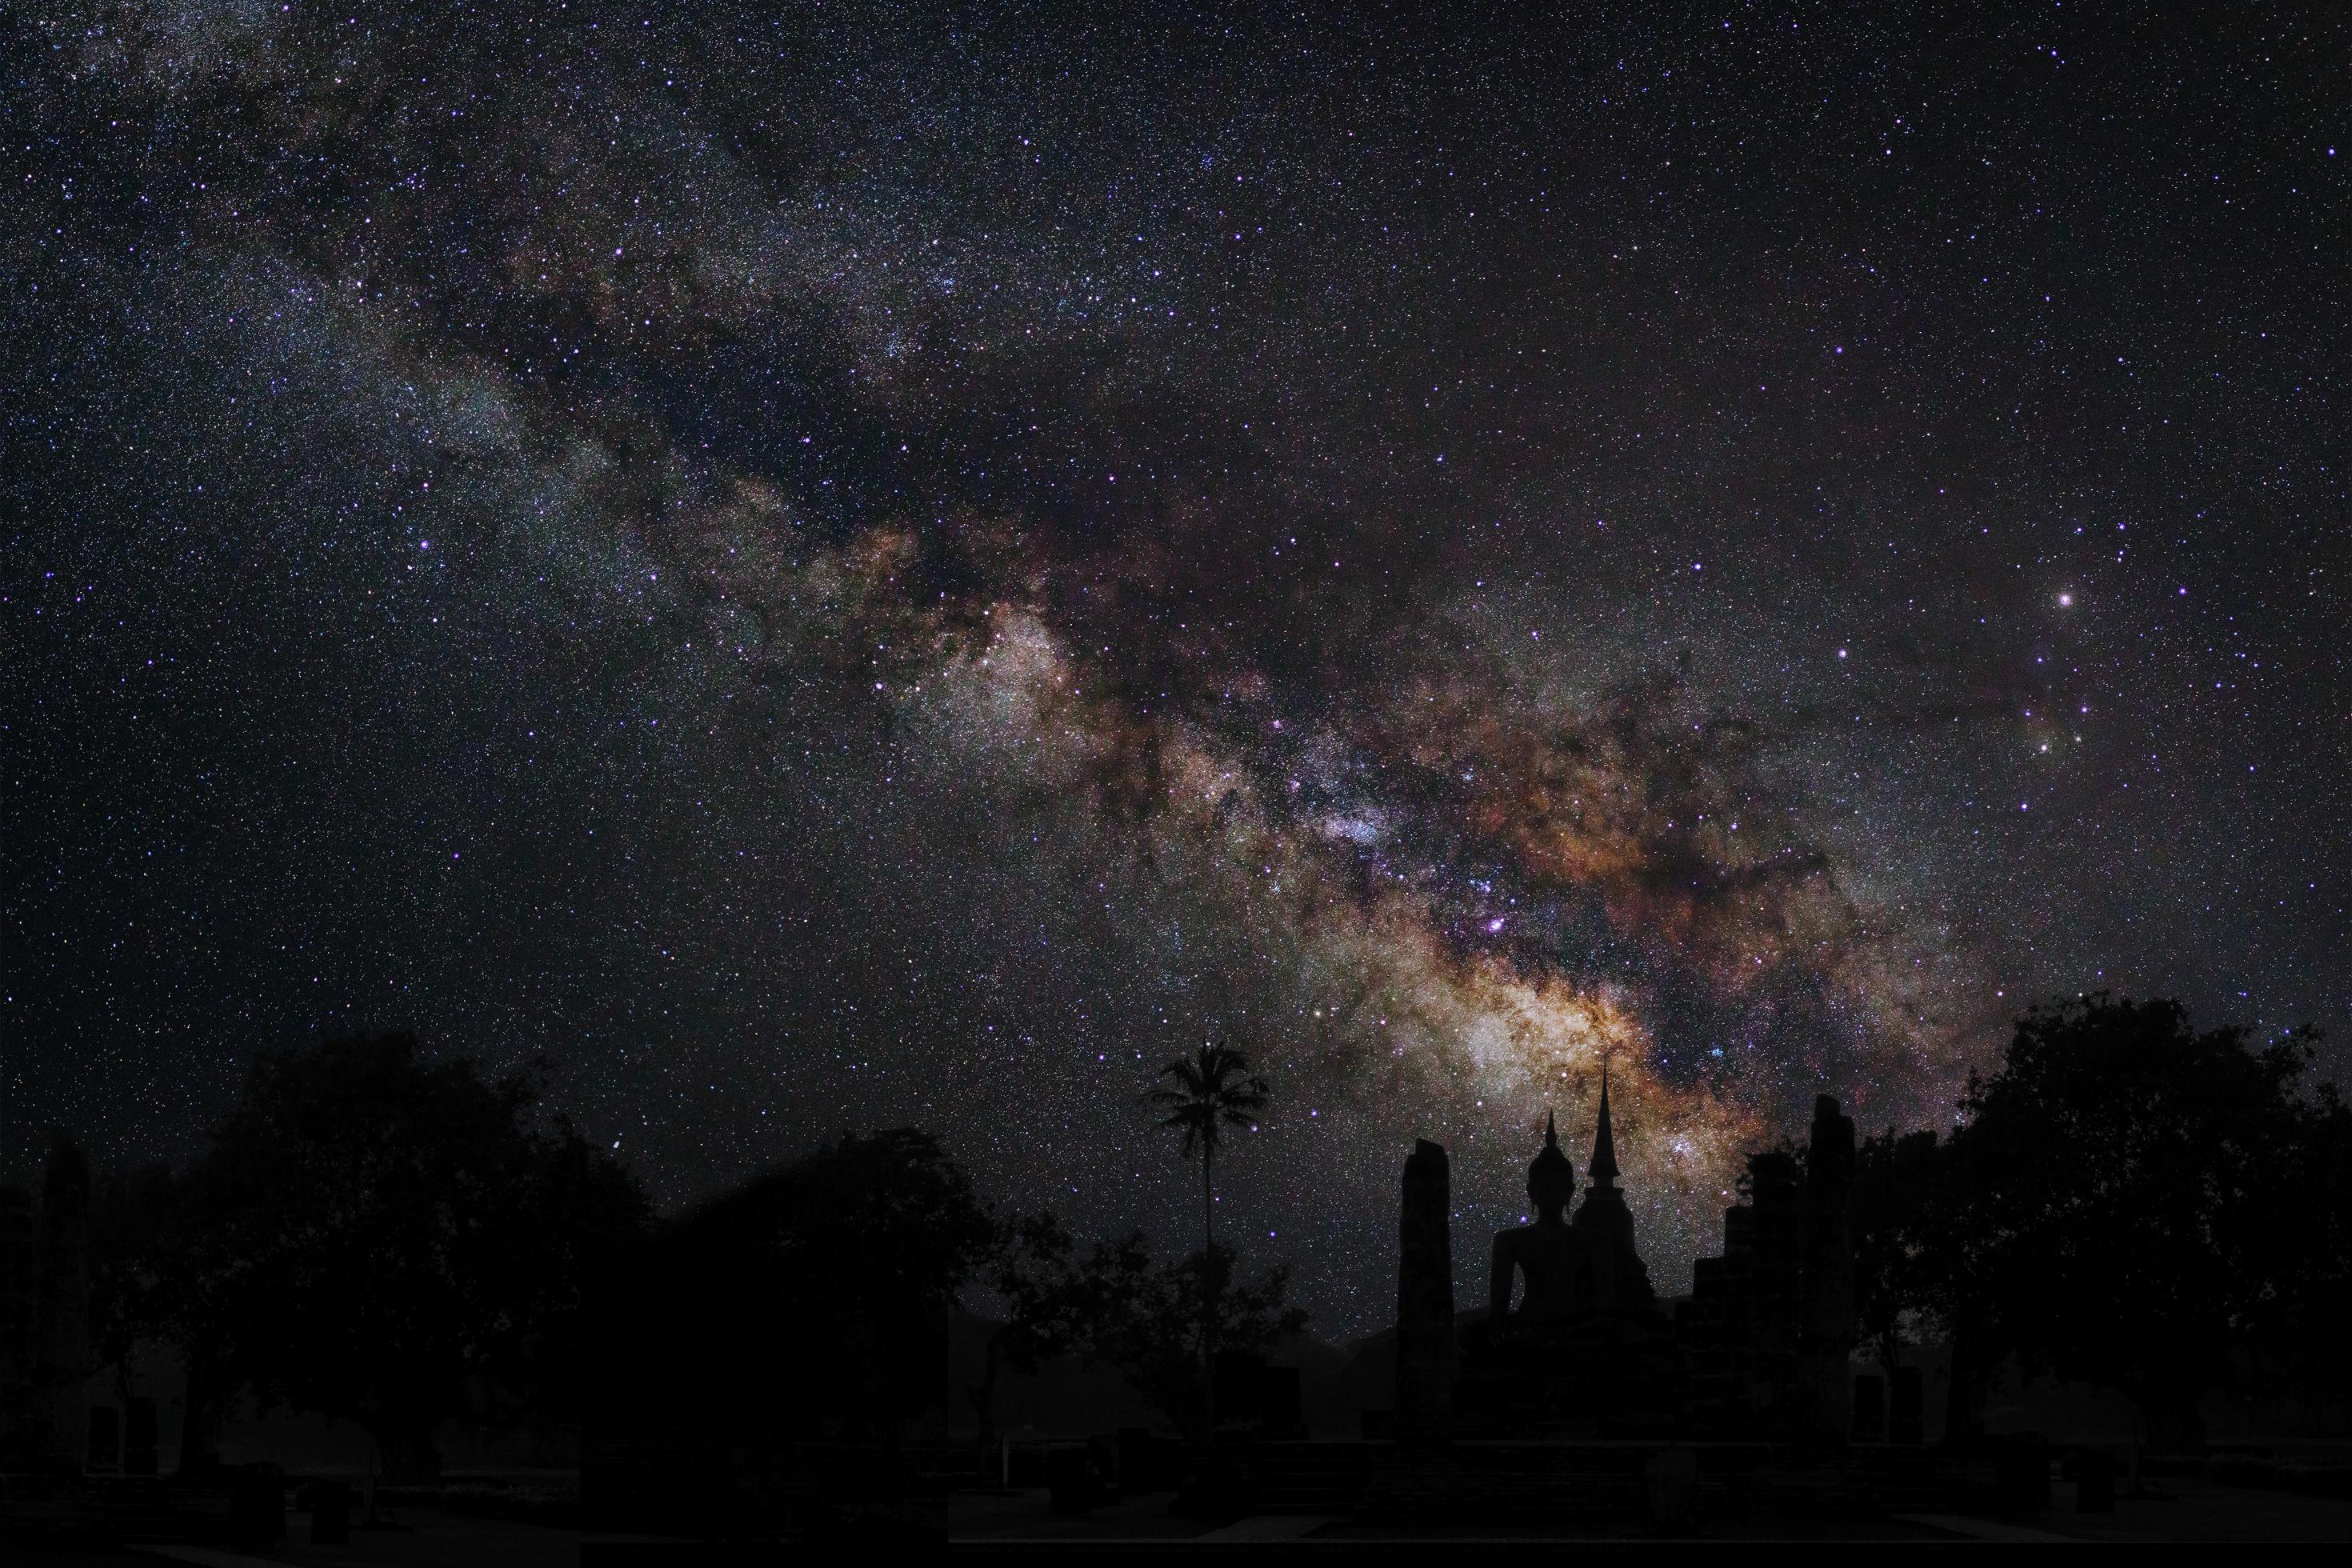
[
  {"x1": 1846, "y1": 993, "x2": 2342, "y2": 1447},
  {"x1": 979, "y1": 1220, "x2": 1306, "y2": 1443},
  {"x1": 129, "y1": 1032, "x2": 647, "y2": 1478},
  {"x1": 596, "y1": 1126, "x2": 995, "y2": 1450}
]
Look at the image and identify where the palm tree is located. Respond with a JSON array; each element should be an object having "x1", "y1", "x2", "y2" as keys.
[{"x1": 1147, "y1": 1040, "x2": 1270, "y2": 1438}]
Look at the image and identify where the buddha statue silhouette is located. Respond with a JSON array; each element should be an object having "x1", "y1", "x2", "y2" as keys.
[
  {"x1": 1458, "y1": 1068, "x2": 1674, "y2": 1431},
  {"x1": 1485, "y1": 1066, "x2": 1659, "y2": 1331},
  {"x1": 1487, "y1": 1110, "x2": 1583, "y2": 1324}
]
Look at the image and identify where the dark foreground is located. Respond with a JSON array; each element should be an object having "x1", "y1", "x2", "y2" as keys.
[
  {"x1": 10, "y1": 1477, "x2": 2352, "y2": 1562},
  {"x1": 10, "y1": 1442, "x2": 2352, "y2": 1558},
  {"x1": 942, "y1": 1438, "x2": 2352, "y2": 1548},
  {"x1": 950, "y1": 1472, "x2": 2352, "y2": 1547}
]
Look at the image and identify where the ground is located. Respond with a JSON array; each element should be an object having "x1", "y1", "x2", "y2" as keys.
[
  {"x1": 950, "y1": 1473, "x2": 2352, "y2": 1544},
  {"x1": 14, "y1": 1507, "x2": 579, "y2": 1568},
  {"x1": 11, "y1": 1471, "x2": 2350, "y2": 1558}
]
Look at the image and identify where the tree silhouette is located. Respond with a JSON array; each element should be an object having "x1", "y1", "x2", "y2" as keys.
[
  {"x1": 1849, "y1": 1127, "x2": 1942, "y2": 1374},
  {"x1": 1061, "y1": 1233, "x2": 1306, "y2": 1442},
  {"x1": 1149, "y1": 1042, "x2": 1269, "y2": 1262},
  {"x1": 616, "y1": 1127, "x2": 994, "y2": 1445},
  {"x1": 2271, "y1": 1081, "x2": 2352, "y2": 1422},
  {"x1": 89, "y1": 1162, "x2": 242, "y2": 1474},
  {"x1": 588, "y1": 1133, "x2": 992, "y2": 1542},
  {"x1": 979, "y1": 1222, "x2": 1306, "y2": 1443},
  {"x1": 144, "y1": 1033, "x2": 647, "y2": 1479},
  {"x1": 86, "y1": 1162, "x2": 179, "y2": 1450},
  {"x1": 971, "y1": 1210, "x2": 1086, "y2": 1460},
  {"x1": 589, "y1": 1127, "x2": 994, "y2": 1538},
  {"x1": 1932, "y1": 994, "x2": 2327, "y2": 1449},
  {"x1": 1146, "y1": 1041, "x2": 1269, "y2": 1435}
]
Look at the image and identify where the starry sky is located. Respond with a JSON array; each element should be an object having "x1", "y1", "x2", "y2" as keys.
[{"x1": 5, "y1": 2, "x2": 2348, "y2": 1331}]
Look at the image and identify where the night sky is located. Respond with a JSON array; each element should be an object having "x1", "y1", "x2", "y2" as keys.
[{"x1": 6, "y1": 3, "x2": 2348, "y2": 1332}]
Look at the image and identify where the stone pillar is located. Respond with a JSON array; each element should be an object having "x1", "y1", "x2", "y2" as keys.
[
  {"x1": 0, "y1": 1186, "x2": 34, "y2": 1470},
  {"x1": 36, "y1": 1140, "x2": 92, "y2": 1475},
  {"x1": 1394, "y1": 1139, "x2": 1455, "y2": 1436},
  {"x1": 1800, "y1": 1095, "x2": 1856, "y2": 1442}
]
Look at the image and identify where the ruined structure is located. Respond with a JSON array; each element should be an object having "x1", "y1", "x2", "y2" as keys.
[
  {"x1": 1451, "y1": 1074, "x2": 1682, "y2": 1434},
  {"x1": 0, "y1": 1182, "x2": 34, "y2": 1468},
  {"x1": 1798, "y1": 1094, "x2": 1858, "y2": 1438},
  {"x1": 1396, "y1": 1086, "x2": 1858, "y2": 1440},
  {"x1": 1676, "y1": 1093, "x2": 1859, "y2": 1437},
  {"x1": 1558, "y1": 1072, "x2": 1657, "y2": 1314},
  {"x1": 1393, "y1": 1139, "x2": 1455, "y2": 1438}
]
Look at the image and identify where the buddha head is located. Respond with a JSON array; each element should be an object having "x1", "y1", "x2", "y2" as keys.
[{"x1": 1526, "y1": 1111, "x2": 1576, "y2": 1221}]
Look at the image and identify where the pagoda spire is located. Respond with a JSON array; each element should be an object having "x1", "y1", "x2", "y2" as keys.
[{"x1": 1588, "y1": 1062, "x2": 1621, "y2": 1188}]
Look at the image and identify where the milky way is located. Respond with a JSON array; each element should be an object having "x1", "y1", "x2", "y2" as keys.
[{"x1": 6, "y1": 4, "x2": 2348, "y2": 1329}]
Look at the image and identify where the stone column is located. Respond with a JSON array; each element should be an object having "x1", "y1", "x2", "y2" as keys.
[
  {"x1": 0, "y1": 1186, "x2": 34, "y2": 1470},
  {"x1": 1394, "y1": 1139, "x2": 1455, "y2": 1436},
  {"x1": 1800, "y1": 1095, "x2": 1856, "y2": 1441}
]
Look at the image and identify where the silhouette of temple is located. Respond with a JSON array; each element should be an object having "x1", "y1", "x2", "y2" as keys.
[
  {"x1": 1398, "y1": 1086, "x2": 1858, "y2": 1440},
  {"x1": 1679, "y1": 1094, "x2": 1858, "y2": 1439}
]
